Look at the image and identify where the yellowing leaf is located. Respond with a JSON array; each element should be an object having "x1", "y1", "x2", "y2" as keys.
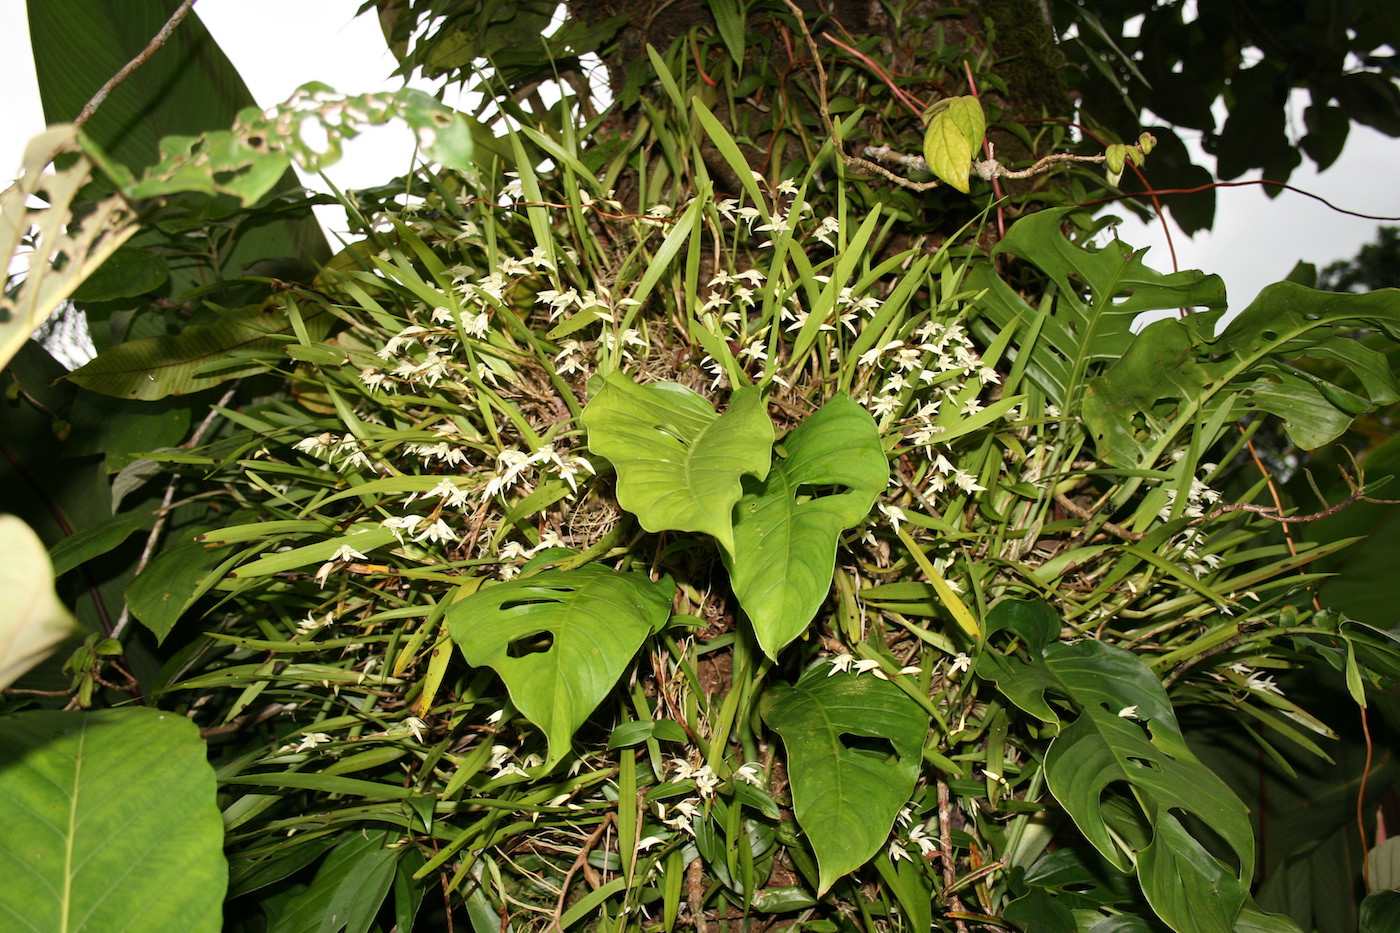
[
  {"x1": 922, "y1": 96, "x2": 985, "y2": 194},
  {"x1": 0, "y1": 516, "x2": 78, "y2": 690}
]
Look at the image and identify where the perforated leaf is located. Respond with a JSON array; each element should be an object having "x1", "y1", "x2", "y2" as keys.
[
  {"x1": 580, "y1": 373, "x2": 772, "y2": 552},
  {"x1": 447, "y1": 564, "x2": 674, "y2": 769},
  {"x1": 967, "y1": 206, "x2": 1227, "y2": 414},
  {"x1": 725, "y1": 395, "x2": 887, "y2": 658},
  {"x1": 762, "y1": 668, "x2": 927, "y2": 894},
  {"x1": 994, "y1": 638, "x2": 1255, "y2": 926},
  {"x1": 1084, "y1": 282, "x2": 1400, "y2": 468}
]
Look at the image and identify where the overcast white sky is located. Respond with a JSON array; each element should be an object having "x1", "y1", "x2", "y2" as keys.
[{"x1": 3, "y1": 0, "x2": 1399, "y2": 310}]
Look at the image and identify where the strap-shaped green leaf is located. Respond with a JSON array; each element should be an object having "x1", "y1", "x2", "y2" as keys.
[
  {"x1": 447, "y1": 564, "x2": 674, "y2": 770},
  {"x1": 725, "y1": 394, "x2": 887, "y2": 658},
  {"x1": 762, "y1": 668, "x2": 928, "y2": 894},
  {"x1": 581, "y1": 373, "x2": 773, "y2": 552}
]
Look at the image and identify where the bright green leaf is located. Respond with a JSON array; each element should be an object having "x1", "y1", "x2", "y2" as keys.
[
  {"x1": 726, "y1": 395, "x2": 887, "y2": 658},
  {"x1": 447, "y1": 564, "x2": 674, "y2": 769},
  {"x1": 762, "y1": 667, "x2": 928, "y2": 894},
  {"x1": 581, "y1": 373, "x2": 773, "y2": 551},
  {"x1": 0, "y1": 708, "x2": 227, "y2": 932}
]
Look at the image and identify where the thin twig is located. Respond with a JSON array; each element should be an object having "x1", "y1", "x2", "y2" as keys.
[
  {"x1": 1053, "y1": 493, "x2": 1145, "y2": 541},
  {"x1": 111, "y1": 385, "x2": 236, "y2": 640},
  {"x1": 550, "y1": 812, "x2": 615, "y2": 931},
  {"x1": 937, "y1": 774, "x2": 970, "y2": 933},
  {"x1": 74, "y1": 0, "x2": 201, "y2": 128}
]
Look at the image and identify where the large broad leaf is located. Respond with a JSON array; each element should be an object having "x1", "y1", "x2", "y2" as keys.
[
  {"x1": 0, "y1": 516, "x2": 79, "y2": 690},
  {"x1": 967, "y1": 206, "x2": 1227, "y2": 414},
  {"x1": 0, "y1": 708, "x2": 227, "y2": 932},
  {"x1": 67, "y1": 296, "x2": 332, "y2": 400},
  {"x1": 1084, "y1": 283, "x2": 1400, "y2": 469},
  {"x1": 761, "y1": 668, "x2": 928, "y2": 894},
  {"x1": 1014, "y1": 639, "x2": 1254, "y2": 931},
  {"x1": 725, "y1": 395, "x2": 887, "y2": 659},
  {"x1": 1137, "y1": 811, "x2": 1247, "y2": 933},
  {"x1": 447, "y1": 563, "x2": 674, "y2": 769},
  {"x1": 580, "y1": 373, "x2": 772, "y2": 552}
]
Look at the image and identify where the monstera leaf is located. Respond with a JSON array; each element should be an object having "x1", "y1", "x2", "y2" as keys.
[
  {"x1": 966, "y1": 206, "x2": 1227, "y2": 414},
  {"x1": 447, "y1": 563, "x2": 674, "y2": 770},
  {"x1": 1000, "y1": 639, "x2": 1252, "y2": 931},
  {"x1": 761, "y1": 668, "x2": 928, "y2": 894},
  {"x1": 725, "y1": 395, "x2": 887, "y2": 658},
  {"x1": 580, "y1": 373, "x2": 772, "y2": 551},
  {"x1": 1084, "y1": 282, "x2": 1400, "y2": 469}
]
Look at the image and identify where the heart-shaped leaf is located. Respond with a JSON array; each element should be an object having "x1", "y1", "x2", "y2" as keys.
[
  {"x1": 762, "y1": 668, "x2": 928, "y2": 894},
  {"x1": 725, "y1": 394, "x2": 887, "y2": 658},
  {"x1": 447, "y1": 564, "x2": 674, "y2": 769},
  {"x1": 0, "y1": 708, "x2": 227, "y2": 931},
  {"x1": 581, "y1": 373, "x2": 772, "y2": 552}
]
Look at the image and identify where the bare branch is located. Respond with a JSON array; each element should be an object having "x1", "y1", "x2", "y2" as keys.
[{"x1": 74, "y1": 0, "x2": 201, "y2": 128}]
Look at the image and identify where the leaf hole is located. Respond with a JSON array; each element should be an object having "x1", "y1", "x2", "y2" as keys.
[
  {"x1": 506, "y1": 630, "x2": 555, "y2": 658},
  {"x1": 653, "y1": 425, "x2": 691, "y2": 446},
  {"x1": 795, "y1": 483, "x2": 849, "y2": 504},
  {"x1": 1125, "y1": 755, "x2": 1159, "y2": 771},
  {"x1": 839, "y1": 733, "x2": 899, "y2": 765}
]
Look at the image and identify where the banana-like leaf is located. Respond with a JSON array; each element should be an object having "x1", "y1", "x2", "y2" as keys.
[
  {"x1": 1084, "y1": 282, "x2": 1400, "y2": 468},
  {"x1": 580, "y1": 373, "x2": 772, "y2": 552},
  {"x1": 991, "y1": 637, "x2": 1255, "y2": 920},
  {"x1": 761, "y1": 668, "x2": 928, "y2": 895},
  {"x1": 967, "y1": 207, "x2": 1227, "y2": 414},
  {"x1": 447, "y1": 564, "x2": 674, "y2": 770},
  {"x1": 0, "y1": 708, "x2": 227, "y2": 932},
  {"x1": 67, "y1": 296, "x2": 332, "y2": 400},
  {"x1": 0, "y1": 127, "x2": 138, "y2": 371},
  {"x1": 28, "y1": 0, "x2": 328, "y2": 297},
  {"x1": 725, "y1": 395, "x2": 887, "y2": 659},
  {"x1": 0, "y1": 516, "x2": 79, "y2": 690}
]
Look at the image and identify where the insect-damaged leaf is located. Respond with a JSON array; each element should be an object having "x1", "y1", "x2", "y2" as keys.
[
  {"x1": 725, "y1": 394, "x2": 887, "y2": 658},
  {"x1": 580, "y1": 373, "x2": 772, "y2": 552},
  {"x1": 762, "y1": 668, "x2": 927, "y2": 894},
  {"x1": 447, "y1": 563, "x2": 674, "y2": 770}
]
